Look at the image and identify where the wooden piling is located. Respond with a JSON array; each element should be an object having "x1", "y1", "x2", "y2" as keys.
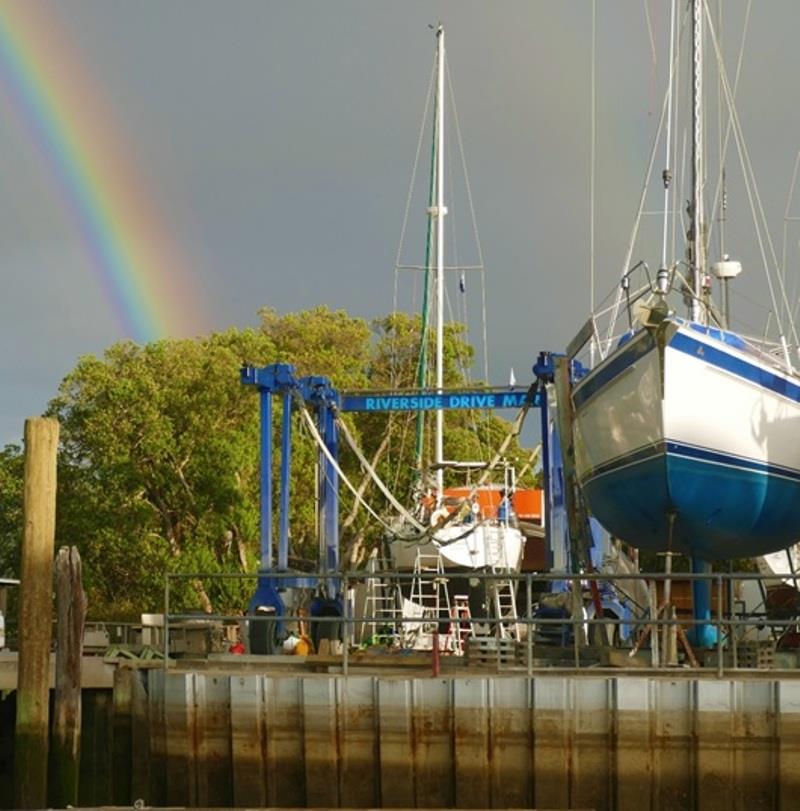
[
  {"x1": 51, "y1": 545, "x2": 87, "y2": 807},
  {"x1": 14, "y1": 417, "x2": 59, "y2": 809}
]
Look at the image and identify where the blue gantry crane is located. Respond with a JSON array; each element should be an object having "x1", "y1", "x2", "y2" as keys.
[{"x1": 240, "y1": 356, "x2": 633, "y2": 652}]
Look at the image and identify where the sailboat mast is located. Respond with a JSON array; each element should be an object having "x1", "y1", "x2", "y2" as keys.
[
  {"x1": 434, "y1": 24, "x2": 446, "y2": 503},
  {"x1": 690, "y1": 0, "x2": 705, "y2": 322}
]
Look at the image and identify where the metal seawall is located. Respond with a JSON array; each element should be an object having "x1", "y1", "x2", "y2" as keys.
[{"x1": 109, "y1": 669, "x2": 800, "y2": 811}]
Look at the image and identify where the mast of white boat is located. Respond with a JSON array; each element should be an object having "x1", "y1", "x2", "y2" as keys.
[
  {"x1": 658, "y1": 0, "x2": 677, "y2": 295},
  {"x1": 690, "y1": 0, "x2": 705, "y2": 322},
  {"x1": 433, "y1": 24, "x2": 447, "y2": 505}
]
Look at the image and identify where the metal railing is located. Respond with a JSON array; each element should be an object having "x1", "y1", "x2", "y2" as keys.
[{"x1": 161, "y1": 570, "x2": 800, "y2": 676}]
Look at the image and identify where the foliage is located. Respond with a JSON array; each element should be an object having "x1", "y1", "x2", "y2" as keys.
[
  {"x1": 0, "y1": 444, "x2": 23, "y2": 578},
  {"x1": 49, "y1": 328, "x2": 274, "y2": 617},
  {"x1": 0, "y1": 306, "x2": 537, "y2": 618}
]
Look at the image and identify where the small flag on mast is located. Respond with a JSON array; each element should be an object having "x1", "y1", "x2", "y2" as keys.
[
  {"x1": 509, "y1": 367, "x2": 516, "y2": 387},
  {"x1": 459, "y1": 272, "x2": 466, "y2": 293}
]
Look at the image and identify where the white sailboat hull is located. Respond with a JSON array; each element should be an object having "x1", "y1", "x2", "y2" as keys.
[
  {"x1": 391, "y1": 523, "x2": 525, "y2": 571},
  {"x1": 573, "y1": 320, "x2": 800, "y2": 559}
]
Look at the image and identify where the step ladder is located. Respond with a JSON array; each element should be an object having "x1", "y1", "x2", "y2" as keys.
[
  {"x1": 449, "y1": 595, "x2": 474, "y2": 655},
  {"x1": 408, "y1": 550, "x2": 453, "y2": 649},
  {"x1": 363, "y1": 553, "x2": 403, "y2": 646},
  {"x1": 485, "y1": 526, "x2": 522, "y2": 641}
]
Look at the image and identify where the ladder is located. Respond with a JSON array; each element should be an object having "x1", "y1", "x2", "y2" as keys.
[
  {"x1": 449, "y1": 594, "x2": 474, "y2": 655},
  {"x1": 363, "y1": 553, "x2": 403, "y2": 646},
  {"x1": 485, "y1": 526, "x2": 522, "y2": 641},
  {"x1": 409, "y1": 550, "x2": 453, "y2": 649}
]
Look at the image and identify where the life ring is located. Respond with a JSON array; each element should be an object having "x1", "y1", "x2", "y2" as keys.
[{"x1": 430, "y1": 507, "x2": 449, "y2": 528}]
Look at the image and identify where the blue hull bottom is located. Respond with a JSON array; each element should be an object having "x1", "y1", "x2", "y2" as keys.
[{"x1": 582, "y1": 448, "x2": 800, "y2": 559}]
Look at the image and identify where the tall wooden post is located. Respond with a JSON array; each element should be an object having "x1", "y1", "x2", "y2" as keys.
[
  {"x1": 51, "y1": 545, "x2": 87, "y2": 806},
  {"x1": 14, "y1": 417, "x2": 59, "y2": 809}
]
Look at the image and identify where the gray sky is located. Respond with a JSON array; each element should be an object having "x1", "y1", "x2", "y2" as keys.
[{"x1": 2, "y1": 1, "x2": 800, "y2": 445}]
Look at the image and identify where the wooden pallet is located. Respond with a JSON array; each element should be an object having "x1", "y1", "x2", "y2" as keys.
[
  {"x1": 466, "y1": 635, "x2": 523, "y2": 666},
  {"x1": 735, "y1": 640, "x2": 775, "y2": 669}
]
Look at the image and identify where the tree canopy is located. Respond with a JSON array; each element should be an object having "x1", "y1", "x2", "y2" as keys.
[{"x1": 0, "y1": 307, "x2": 536, "y2": 618}]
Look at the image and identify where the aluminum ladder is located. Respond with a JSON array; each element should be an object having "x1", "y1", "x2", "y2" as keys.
[
  {"x1": 363, "y1": 553, "x2": 403, "y2": 646},
  {"x1": 409, "y1": 550, "x2": 453, "y2": 649},
  {"x1": 485, "y1": 525, "x2": 522, "y2": 641}
]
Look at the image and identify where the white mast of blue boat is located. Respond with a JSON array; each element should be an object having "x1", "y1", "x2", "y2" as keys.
[
  {"x1": 657, "y1": 0, "x2": 677, "y2": 296},
  {"x1": 690, "y1": 0, "x2": 705, "y2": 323},
  {"x1": 433, "y1": 23, "x2": 447, "y2": 505}
]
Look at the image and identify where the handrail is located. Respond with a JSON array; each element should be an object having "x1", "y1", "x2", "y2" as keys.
[{"x1": 161, "y1": 569, "x2": 800, "y2": 676}]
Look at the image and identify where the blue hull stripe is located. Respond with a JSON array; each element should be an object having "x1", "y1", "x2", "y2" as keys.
[
  {"x1": 669, "y1": 331, "x2": 800, "y2": 403},
  {"x1": 583, "y1": 440, "x2": 800, "y2": 487},
  {"x1": 667, "y1": 441, "x2": 800, "y2": 483},
  {"x1": 573, "y1": 331, "x2": 655, "y2": 408},
  {"x1": 574, "y1": 323, "x2": 800, "y2": 412}
]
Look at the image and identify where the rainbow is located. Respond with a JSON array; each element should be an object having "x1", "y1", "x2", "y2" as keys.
[{"x1": 0, "y1": 2, "x2": 205, "y2": 343}]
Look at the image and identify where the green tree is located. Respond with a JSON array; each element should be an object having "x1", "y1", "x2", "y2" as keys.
[
  {"x1": 49, "y1": 328, "x2": 274, "y2": 617},
  {"x1": 0, "y1": 444, "x2": 23, "y2": 577},
  {"x1": 0, "y1": 306, "x2": 538, "y2": 618}
]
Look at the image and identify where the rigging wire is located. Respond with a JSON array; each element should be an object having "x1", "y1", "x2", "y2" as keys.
[
  {"x1": 716, "y1": 0, "x2": 725, "y2": 263},
  {"x1": 783, "y1": 149, "x2": 800, "y2": 328},
  {"x1": 704, "y1": 0, "x2": 751, "y2": 256},
  {"x1": 436, "y1": 65, "x2": 489, "y2": 464},
  {"x1": 602, "y1": 5, "x2": 690, "y2": 357},
  {"x1": 446, "y1": 58, "x2": 490, "y2": 387},
  {"x1": 296, "y1": 388, "x2": 535, "y2": 545},
  {"x1": 671, "y1": 21, "x2": 684, "y2": 267},
  {"x1": 643, "y1": 0, "x2": 659, "y2": 117},
  {"x1": 602, "y1": 56, "x2": 674, "y2": 356},
  {"x1": 705, "y1": 6, "x2": 800, "y2": 358},
  {"x1": 337, "y1": 415, "x2": 426, "y2": 531},
  {"x1": 295, "y1": 398, "x2": 419, "y2": 540},
  {"x1": 393, "y1": 54, "x2": 437, "y2": 383},
  {"x1": 589, "y1": 0, "x2": 596, "y2": 365},
  {"x1": 445, "y1": 96, "x2": 463, "y2": 343},
  {"x1": 442, "y1": 283, "x2": 494, "y2": 465},
  {"x1": 445, "y1": 55, "x2": 494, "y2": 457},
  {"x1": 660, "y1": 0, "x2": 677, "y2": 273},
  {"x1": 516, "y1": 444, "x2": 542, "y2": 484},
  {"x1": 676, "y1": 129, "x2": 688, "y2": 266}
]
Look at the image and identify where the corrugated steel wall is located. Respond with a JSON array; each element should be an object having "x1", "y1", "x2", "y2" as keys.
[{"x1": 112, "y1": 670, "x2": 800, "y2": 810}]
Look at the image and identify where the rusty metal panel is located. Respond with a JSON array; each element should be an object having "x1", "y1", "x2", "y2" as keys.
[
  {"x1": 302, "y1": 677, "x2": 340, "y2": 808},
  {"x1": 129, "y1": 669, "x2": 153, "y2": 804},
  {"x1": 163, "y1": 672, "x2": 198, "y2": 806},
  {"x1": 137, "y1": 670, "x2": 800, "y2": 810},
  {"x1": 695, "y1": 680, "x2": 736, "y2": 810},
  {"x1": 488, "y1": 677, "x2": 532, "y2": 809},
  {"x1": 338, "y1": 676, "x2": 379, "y2": 807},
  {"x1": 453, "y1": 678, "x2": 490, "y2": 809},
  {"x1": 777, "y1": 680, "x2": 800, "y2": 811},
  {"x1": 193, "y1": 674, "x2": 232, "y2": 807},
  {"x1": 230, "y1": 675, "x2": 266, "y2": 807},
  {"x1": 412, "y1": 679, "x2": 454, "y2": 808},
  {"x1": 532, "y1": 676, "x2": 571, "y2": 809},
  {"x1": 654, "y1": 678, "x2": 693, "y2": 810},
  {"x1": 736, "y1": 681, "x2": 777, "y2": 810},
  {"x1": 376, "y1": 678, "x2": 415, "y2": 808},
  {"x1": 571, "y1": 677, "x2": 613, "y2": 811},
  {"x1": 263, "y1": 676, "x2": 306, "y2": 807},
  {"x1": 146, "y1": 668, "x2": 167, "y2": 805},
  {"x1": 615, "y1": 677, "x2": 654, "y2": 811}
]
